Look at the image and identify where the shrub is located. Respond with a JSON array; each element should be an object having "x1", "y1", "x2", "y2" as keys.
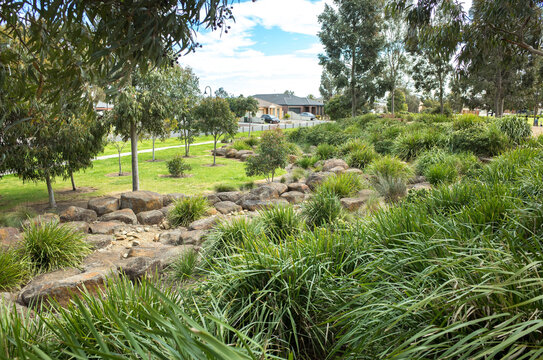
[
  {"x1": 296, "y1": 155, "x2": 318, "y2": 169},
  {"x1": 450, "y1": 123, "x2": 510, "y2": 156},
  {"x1": 367, "y1": 123, "x2": 405, "y2": 154},
  {"x1": 302, "y1": 187, "x2": 344, "y2": 228},
  {"x1": 245, "y1": 129, "x2": 289, "y2": 182},
  {"x1": 22, "y1": 220, "x2": 91, "y2": 273},
  {"x1": 372, "y1": 175, "x2": 407, "y2": 203},
  {"x1": 231, "y1": 140, "x2": 252, "y2": 151},
  {"x1": 315, "y1": 143, "x2": 336, "y2": 160},
  {"x1": 347, "y1": 146, "x2": 377, "y2": 169},
  {"x1": 169, "y1": 249, "x2": 199, "y2": 281},
  {"x1": 393, "y1": 128, "x2": 445, "y2": 161},
  {"x1": 366, "y1": 155, "x2": 414, "y2": 181},
  {"x1": 288, "y1": 122, "x2": 350, "y2": 146},
  {"x1": 239, "y1": 181, "x2": 255, "y2": 191},
  {"x1": 258, "y1": 205, "x2": 302, "y2": 241},
  {"x1": 453, "y1": 114, "x2": 484, "y2": 130},
  {"x1": 243, "y1": 136, "x2": 259, "y2": 147},
  {"x1": 285, "y1": 142, "x2": 302, "y2": 156},
  {"x1": 0, "y1": 248, "x2": 31, "y2": 291},
  {"x1": 320, "y1": 172, "x2": 363, "y2": 198},
  {"x1": 0, "y1": 207, "x2": 37, "y2": 228},
  {"x1": 416, "y1": 149, "x2": 479, "y2": 178},
  {"x1": 425, "y1": 162, "x2": 459, "y2": 185},
  {"x1": 497, "y1": 115, "x2": 532, "y2": 144},
  {"x1": 205, "y1": 217, "x2": 260, "y2": 256},
  {"x1": 214, "y1": 184, "x2": 237, "y2": 192},
  {"x1": 338, "y1": 138, "x2": 367, "y2": 156},
  {"x1": 168, "y1": 196, "x2": 209, "y2": 227},
  {"x1": 290, "y1": 167, "x2": 306, "y2": 182},
  {"x1": 166, "y1": 154, "x2": 191, "y2": 177}
]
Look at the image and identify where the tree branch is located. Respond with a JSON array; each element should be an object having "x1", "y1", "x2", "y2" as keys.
[{"x1": 503, "y1": 38, "x2": 543, "y2": 57}]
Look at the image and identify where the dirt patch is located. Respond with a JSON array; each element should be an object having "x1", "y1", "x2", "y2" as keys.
[
  {"x1": 533, "y1": 126, "x2": 543, "y2": 137},
  {"x1": 158, "y1": 174, "x2": 194, "y2": 179},
  {"x1": 105, "y1": 172, "x2": 131, "y2": 177},
  {"x1": 202, "y1": 164, "x2": 227, "y2": 167},
  {"x1": 56, "y1": 187, "x2": 97, "y2": 196}
]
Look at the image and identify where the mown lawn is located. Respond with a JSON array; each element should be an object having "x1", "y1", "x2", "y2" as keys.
[{"x1": 0, "y1": 143, "x2": 283, "y2": 211}]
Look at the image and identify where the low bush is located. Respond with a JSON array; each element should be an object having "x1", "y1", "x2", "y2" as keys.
[
  {"x1": 452, "y1": 113, "x2": 484, "y2": 130},
  {"x1": 296, "y1": 155, "x2": 318, "y2": 169},
  {"x1": 258, "y1": 205, "x2": 302, "y2": 241},
  {"x1": 166, "y1": 154, "x2": 191, "y2": 177},
  {"x1": 288, "y1": 122, "x2": 350, "y2": 146},
  {"x1": 425, "y1": 162, "x2": 459, "y2": 185},
  {"x1": 205, "y1": 217, "x2": 260, "y2": 255},
  {"x1": 372, "y1": 175, "x2": 407, "y2": 202},
  {"x1": 347, "y1": 146, "x2": 377, "y2": 169},
  {"x1": 450, "y1": 123, "x2": 510, "y2": 157},
  {"x1": 393, "y1": 128, "x2": 445, "y2": 161},
  {"x1": 0, "y1": 248, "x2": 31, "y2": 291},
  {"x1": 416, "y1": 149, "x2": 479, "y2": 178},
  {"x1": 367, "y1": 123, "x2": 405, "y2": 154},
  {"x1": 231, "y1": 140, "x2": 252, "y2": 151},
  {"x1": 22, "y1": 220, "x2": 91, "y2": 273},
  {"x1": 0, "y1": 207, "x2": 37, "y2": 228},
  {"x1": 214, "y1": 183, "x2": 237, "y2": 192},
  {"x1": 290, "y1": 167, "x2": 306, "y2": 182},
  {"x1": 338, "y1": 138, "x2": 367, "y2": 156},
  {"x1": 366, "y1": 155, "x2": 414, "y2": 181},
  {"x1": 320, "y1": 172, "x2": 363, "y2": 198},
  {"x1": 315, "y1": 143, "x2": 336, "y2": 160},
  {"x1": 169, "y1": 249, "x2": 199, "y2": 281},
  {"x1": 243, "y1": 136, "x2": 259, "y2": 147},
  {"x1": 497, "y1": 115, "x2": 532, "y2": 144},
  {"x1": 168, "y1": 196, "x2": 209, "y2": 227},
  {"x1": 302, "y1": 187, "x2": 344, "y2": 228},
  {"x1": 239, "y1": 181, "x2": 255, "y2": 191}
]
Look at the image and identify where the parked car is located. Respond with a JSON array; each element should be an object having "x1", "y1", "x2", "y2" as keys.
[
  {"x1": 261, "y1": 114, "x2": 280, "y2": 124},
  {"x1": 300, "y1": 112, "x2": 316, "y2": 120}
]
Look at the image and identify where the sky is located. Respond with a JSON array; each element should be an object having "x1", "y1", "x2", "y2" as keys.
[{"x1": 180, "y1": 0, "x2": 473, "y2": 99}]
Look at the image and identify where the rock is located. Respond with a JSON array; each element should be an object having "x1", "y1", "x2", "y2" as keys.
[
  {"x1": 329, "y1": 166, "x2": 346, "y2": 173},
  {"x1": 160, "y1": 245, "x2": 198, "y2": 267},
  {"x1": 60, "y1": 206, "x2": 97, "y2": 223},
  {"x1": 136, "y1": 210, "x2": 164, "y2": 225},
  {"x1": 243, "y1": 183, "x2": 287, "y2": 202},
  {"x1": 340, "y1": 197, "x2": 367, "y2": 211},
  {"x1": 162, "y1": 193, "x2": 185, "y2": 206},
  {"x1": 179, "y1": 230, "x2": 206, "y2": 245},
  {"x1": 344, "y1": 168, "x2": 363, "y2": 175},
  {"x1": 267, "y1": 182, "x2": 289, "y2": 195},
  {"x1": 205, "y1": 193, "x2": 221, "y2": 205},
  {"x1": 189, "y1": 216, "x2": 219, "y2": 231},
  {"x1": 89, "y1": 221, "x2": 124, "y2": 234},
  {"x1": 281, "y1": 191, "x2": 306, "y2": 204},
  {"x1": 212, "y1": 147, "x2": 227, "y2": 156},
  {"x1": 1, "y1": 292, "x2": 32, "y2": 316},
  {"x1": 217, "y1": 191, "x2": 243, "y2": 203},
  {"x1": 100, "y1": 209, "x2": 137, "y2": 225},
  {"x1": 126, "y1": 247, "x2": 159, "y2": 258},
  {"x1": 288, "y1": 182, "x2": 310, "y2": 193},
  {"x1": 407, "y1": 175, "x2": 427, "y2": 185},
  {"x1": 357, "y1": 189, "x2": 377, "y2": 201},
  {"x1": 407, "y1": 182, "x2": 432, "y2": 191},
  {"x1": 86, "y1": 234, "x2": 114, "y2": 250},
  {"x1": 64, "y1": 221, "x2": 90, "y2": 234},
  {"x1": 132, "y1": 240, "x2": 140, "y2": 246},
  {"x1": 17, "y1": 267, "x2": 114, "y2": 307},
  {"x1": 240, "y1": 198, "x2": 289, "y2": 211},
  {"x1": 225, "y1": 148, "x2": 238, "y2": 158},
  {"x1": 236, "y1": 150, "x2": 254, "y2": 159},
  {"x1": 306, "y1": 171, "x2": 333, "y2": 190},
  {"x1": 87, "y1": 197, "x2": 119, "y2": 216},
  {"x1": 118, "y1": 257, "x2": 162, "y2": 281},
  {"x1": 215, "y1": 201, "x2": 242, "y2": 214},
  {"x1": 240, "y1": 153, "x2": 254, "y2": 162},
  {"x1": 159, "y1": 230, "x2": 183, "y2": 245},
  {"x1": 159, "y1": 205, "x2": 174, "y2": 216},
  {"x1": 323, "y1": 159, "x2": 348, "y2": 172},
  {"x1": 22, "y1": 213, "x2": 60, "y2": 228},
  {"x1": 120, "y1": 191, "x2": 163, "y2": 214},
  {"x1": 0, "y1": 227, "x2": 21, "y2": 250}
]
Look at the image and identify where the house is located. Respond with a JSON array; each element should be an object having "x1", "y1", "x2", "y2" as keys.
[
  {"x1": 255, "y1": 98, "x2": 284, "y2": 119},
  {"x1": 253, "y1": 94, "x2": 325, "y2": 118}
]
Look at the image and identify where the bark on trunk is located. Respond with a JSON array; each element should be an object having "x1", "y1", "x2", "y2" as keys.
[
  {"x1": 45, "y1": 173, "x2": 56, "y2": 208},
  {"x1": 495, "y1": 69, "x2": 503, "y2": 117},
  {"x1": 70, "y1": 171, "x2": 76, "y2": 191},
  {"x1": 152, "y1": 137, "x2": 156, "y2": 161},
  {"x1": 351, "y1": 48, "x2": 357, "y2": 117},
  {"x1": 213, "y1": 135, "x2": 217, "y2": 166},
  {"x1": 118, "y1": 150, "x2": 122, "y2": 176},
  {"x1": 391, "y1": 85, "x2": 395, "y2": 115},
  {"x1": 130, "y1": 121, "x2": 139, "y2": 191}
]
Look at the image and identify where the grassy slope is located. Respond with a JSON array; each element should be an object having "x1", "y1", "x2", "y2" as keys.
[{"x1": 0, "y1": 143, "x2": 284, "y2": 211}]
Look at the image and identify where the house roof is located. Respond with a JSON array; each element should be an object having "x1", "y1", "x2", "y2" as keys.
[
  {"x1": 253, "y1": 94, "x2": 324, "y2": 106},
  {"x1": 256, "y1": 98, "x2": 281, "y2": 108}
]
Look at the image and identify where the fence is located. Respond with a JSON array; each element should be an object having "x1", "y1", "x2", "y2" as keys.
[{"x1": 236, "y1": 120, "x2": 326, "y2": 135}]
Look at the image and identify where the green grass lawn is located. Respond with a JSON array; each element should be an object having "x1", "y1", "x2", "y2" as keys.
[{"x1": 0, "y1": 143, "x2": 285, "y2": 211}]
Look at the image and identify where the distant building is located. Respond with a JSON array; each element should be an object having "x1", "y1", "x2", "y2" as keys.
[
  {"x1": 255, "y1": 98, "x2": 284, "y2": 119},
  {"x1": 253, "y1": 94, "x2": 324, "y2": 118}
]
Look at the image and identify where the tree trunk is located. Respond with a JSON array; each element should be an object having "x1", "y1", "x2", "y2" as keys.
[
  {"x1": 184, "y1": 128, "x2": 190, "y2": 157},
  {"x1": 118, "y1": 150, "x2": 123, "y2": 176},
  {"x1": 213, "y1": 135, "x2": 217, "y2": 166},
  {"x1": 351, "y1": 47, "x2": 357, "y2": 117},
  {"x1": 391, "y1": 85, "x2": 395, "y2": 115},
  {"x1": 70, "y1": 171, "x2": 76, "y2": 191},
  {"x1": 439, "y1": 75, "x2": 444, "y2": 115},
  {"x1": 495, "y1": 69, "x2": 503, "y2": 117},
  {"x1": 130, "y1": 121, "x2": 139, "y2": 191},
  {"x1": 152, "y1": 137, "x2": 156, "y2": 161},
  {"x1": 45, "y1": 173, "x2": 56, "y2": 208}
]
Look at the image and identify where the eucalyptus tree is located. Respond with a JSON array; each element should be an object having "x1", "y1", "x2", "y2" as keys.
[
  {"x1": 382, "y1": 13, "x2": 408, "y2": 114},
  {"x1": 318, "y1": 0, "x2": 386, "y2": 117}
]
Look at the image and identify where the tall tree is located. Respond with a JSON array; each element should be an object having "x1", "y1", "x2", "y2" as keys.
[
  {"x1": 195, "y1": 97, "x2": 238, "y2": 166},
  {"x1": 382, "y1": 13, "x2": 408, "y2": 114},
  {"x1": 318, "y1": 0, "x2": 385, "y2": 117},
  {"x1": 214, "y1": 87, "x2": 230, "y2": 98},
  {"x1": 107, "y1": 69, "x2": 169, "y2": 191},
  {"x1": 319, "y1": 69, "x2": 336, "y2": 101}
]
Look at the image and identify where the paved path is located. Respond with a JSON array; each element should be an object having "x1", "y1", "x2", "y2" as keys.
[{"x1": 94, "y1": 141, "x2": 215, "y2": 161}]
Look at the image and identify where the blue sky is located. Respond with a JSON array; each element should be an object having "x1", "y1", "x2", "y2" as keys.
[{"x1": 180, "y1": 0, "x2": 328, "y2": 98}]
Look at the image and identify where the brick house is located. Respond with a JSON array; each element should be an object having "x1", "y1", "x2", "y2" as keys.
[{"x1": 253, "y1": 94, "x2": 325, "y2": 118}]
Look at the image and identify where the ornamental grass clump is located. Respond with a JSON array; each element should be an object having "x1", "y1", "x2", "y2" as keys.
[
  {"x1": 296, "y1": 155, "x2": 318, "y2": 169},
  {"x1": 366, "y1": 155, "x2": 414, "y2": 181},
  {"x1": 258, "y1": 205, "x2": 302, "y2": 242},
  {"x1": 169, "y1": 249, "x2": 199, "y2": 282},
  {"x1": 302, "y1": 187, "x2": 344, "y2": 228},
  {"x1": 168, "y1": 196, "x2": 209, "y2": 227},
  {"x1": 347, "y1": 145, "x2": 377, "y2": 169},
  {"x1": 372, "y1": 175, "x2": 407, "y2": 203},
  {"x1": 497, "y1": 115, "x2": 532, "y2": 144},
  {"x1": 315, "y1": 143, "x2": 336, "y2": 160},
  {"x1": 22, "y1": 220, "x2": 91, "y2": 273},
  {"x1": 0, "y1": 248, "x2": 31, "y2": 291},
  {"x1": 214, "y1": 183, "x2": 237, "y2": 192},
  {"x1": 425, "y1": 162, "x2": 459, "y2": 185},
  {"x1": 320, "y1": 172, "x2": 363, "y2": 198}
]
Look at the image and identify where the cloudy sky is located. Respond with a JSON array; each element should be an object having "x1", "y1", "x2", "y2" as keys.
[{"x1": 180, "y1": 0, "x2": 473, "y2": 98}]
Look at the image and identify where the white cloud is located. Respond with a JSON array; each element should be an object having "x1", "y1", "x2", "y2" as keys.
[{"x1": 180, "y1": 0, "x2": 330, "y2": 97}]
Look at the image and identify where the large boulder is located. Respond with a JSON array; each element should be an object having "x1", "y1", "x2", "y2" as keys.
[
  {"x1": 288, "y1": 182, "x2": 310, "y2": 193},
  {"x1": 64, "y1": 221, "x2": 90, "y2": 234},
  {"x1": 217, "y1": 191, "x2": 243, "y2": 203},
  {"x1": 120, "y1": 191, "x2": 163, "y2": 214},
  {"x1": 340, "y1": 198, "x2": 367, "y2": 211},
  {"x1": 189, "y1": 216, "x2": 219, "y2": 231},
  {"x1": 179, "y1": 229, "x2": 206, "y2": 245},
  {"x1": 306, "y1": 171, "x2": 333, "y2": 190},
  {"x1": 60, "y1": 206, "x2": 97, "y2": 223},
  {"x1": 344, "y1": 168, "x2": 363, "y2": 175},
  {"x1": 215, "y1": 201, "x2": 242, "y2": 214},
  {"x1": 0, "y1": 227, "x2": 21, "y2": 250},
  {"x1": 87, "y1": 197, "x2": 119, "y2": 216},
  {"x1": 212, "y1": 147, "x2": 227, "y2": 156},
  {"x1": 236, "y1": 150, "x2": 254, "y2": 159},
  {"x1": 162, "y1": 193, "x2": 185, "y2": 206},
  {"x1": 160, "y1": 245, "x2": 198, "y2": 268},
  {"x1": 86, "y1": 234, "x2": 114, "y2": 250},
  {"x1": 243, "y1": 183, "x2": 288, "y2": 202},
  {"x1": 17, "y1": 267, "x2": 115, "y2": 307},
  {"x1": 136, "y1": 210, "x2": 164, "y2": 225},
  {"x1": 240, "y1": 198, "x2": 289, "y2": 211},
  {"x1": 118, "y1": 257, "x2": 161, "y2": 281},
  {"x1": 225, "y1": 148, "x2": 238, "y2": 158},
  {"x1": 323, "y1": 159, "x2": 348, "y2": 172},
  {"x1": 159, "y1": 205, "x2": 174, "y2": 216},
  {"x1": 159, "y1": 229, "x2": 183, "y2": 245},
  {"x1": 22, "y1": 213, "x2": 60, "y2": 228},
  {"x1": 99, "y1": 209, "x2": 137, "y2": 225},
  {"x1": 205, "y1": 193, "x2": 221, "y2": 205},
  {"x1": 89, "y1": 221, "x2": 125, "y2": 234},
  {"x1": 240, "y1": 153, "x2": 254, "y2": 162},
  {"x1": 281, "y1": 191, "x2": 306, "y2": 204}
]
